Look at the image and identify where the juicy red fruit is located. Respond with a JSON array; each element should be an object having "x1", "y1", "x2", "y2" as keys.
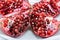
[
  {"x1": 42, "y1": 0, "x2": 60, "y2": 8},
  {"x1": 42, "y1": 0, "x2": 60, "y2": 15},
  {"x1": 30, "y1": 12, "x2": 59, "y2": 37},
  {"x1": 53, "y1": 0, "x2": 60, "y2": 12},
  {"x1": 33, "y1": 1, "x2": 59, "y2": 17},
  {"x1": 0, "y1": 12, "x2": 29, "y2": 37},
  {"x1": 0, "y1": 0, "x2": 31, "y2": 37},
  {"x1": 0, "y1": 0, "x2": 30, "y2": 15},
  {"x1": 0, "y1": 9, "x2": 30, "y2": 37}
]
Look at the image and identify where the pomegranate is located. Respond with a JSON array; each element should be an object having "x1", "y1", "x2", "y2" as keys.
[
  {"x1": 42, "y1": 0, "x2": 60, "y2": 7},
  {"x1": 0, "y1": 0, "x2": 31, "y2": 38},
  {"x1": 0, "y1": 9, "x2": 30, "y2": 37},
  {"x1": 42, "y1": 0, "x2": 60, "y2": 15},
  {"x1": 32, "y1": 1, "x2": 59, "y2": 17},
  {"x1": 30, "y1": 12, "x2": 59, "y2": 38},
  {"x1": 0, "y1": 0, "x2": 31, "y2": 15},
  {"x1": 50, "y1": 0, "x2": 60, "y2": 12}
]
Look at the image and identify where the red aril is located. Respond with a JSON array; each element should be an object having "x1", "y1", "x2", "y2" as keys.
[
  {"x1": 0, "y1": 0, "x2": 31, "y2": 37},
  {"x1": 42, "y1": 0, "x2": 60, "y2": 14},
  {"x1": 30, "y1": 12, "x2": 59, "y2": 37},
  {"x1": 0, "y1": 0, "x2": 31, "y2": 15},
  {"x1": 0, "y1": 9, "x2": 30, "y2": 37},
  {"x1": 32, "y1": 1, "x2": 59, "y2": 17}
]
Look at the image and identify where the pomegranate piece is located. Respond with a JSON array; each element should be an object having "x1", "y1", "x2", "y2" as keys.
[
  {"x1": 0, "y1": 0, "x2": 31, "y2": 37},
  {"x1": 0, "y1": 0, "x2": 31, "y2": 15},
  {"x1": 42, "y1": 0, "x2": 60, "y2": 7},
  {"x1": 50, "y1": 0, "x2": 60, "y2": 12},
  {"x1": 32, "y1": 1, "x2": 59, "y2": 17},
  {"x1": 0, "y1": 10, "x2": 30, "y2": 37},
  {"x1": 30, "y1": 12, "x2": 59, "y2": 38},
  {"x1": 42, "y1": 0, "x2": 60, "y2": 13}
]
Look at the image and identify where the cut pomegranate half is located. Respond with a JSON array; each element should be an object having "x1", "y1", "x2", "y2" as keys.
[
  {"x1": 30, "y1": 12, "x2": 59, "y2": 38},
  {"x1": 32, "y1": 1, "x2": 59, "y2": 17}
]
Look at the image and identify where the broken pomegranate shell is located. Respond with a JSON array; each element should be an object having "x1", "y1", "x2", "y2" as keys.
[
  {"x1": 0, "y1": 9, "x2": 30, "y2": 37},
  {"x1": 30, "y1": 12, "x2": 60, "y2": 38},
  {"x1": 32, "y1": 1, "x2": 59, "y2": 17},
  {"x1": 0, "y1": 0, "x2": 31, "y2": 15}
]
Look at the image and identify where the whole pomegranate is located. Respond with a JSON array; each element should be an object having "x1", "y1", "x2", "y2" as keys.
[
  {"x1": 32, "y1": 1, "x2": 59, "y2": 17},
  {"x1": 30, "y1": 12, "x2": 60, "y2": 38},
  {"x1": 0, "y1": 0, "x2": 31, "y2": 15}
]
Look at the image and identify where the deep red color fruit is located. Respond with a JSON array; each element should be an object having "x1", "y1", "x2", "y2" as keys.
[
  {"x1": 0, "y1": 9, "x2": 30, "y2": 37},
  {"x1": 30, "y1": 12, "x2": 59, "y2": 38},
  {"x1": 0, "y1": 0, "x2": 30, "y2": 15},
  {"x1": 42, "y1": 0, "x2": 60, "y2": 13},
  {"x1": 0, "y1": 0, "x2": 31, "y2": 38},
  {"x1": 33, "y1": 1, "x2": 59, "y2": 17}
]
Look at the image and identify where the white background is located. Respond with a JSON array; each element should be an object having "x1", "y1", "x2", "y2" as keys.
[{"x1": 0, "y1": 0, "x2": 60, "y2": 40}]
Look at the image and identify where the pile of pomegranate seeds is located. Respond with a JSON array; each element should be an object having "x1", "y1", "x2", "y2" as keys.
[{"x1": 0, "y1": 0, "x2": 60, "y2": 38}]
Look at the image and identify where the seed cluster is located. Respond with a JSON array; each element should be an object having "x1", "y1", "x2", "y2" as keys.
[
  {"x1": 0, "y1": 0, "x2": 30, "y2": 15},
  {"x1": 33, "y1": 2, "x2": 59, "y2": 17},
  {"x1": 0, "y1": 0, "x2": 60, "y2": 38},
  {"x1": 30, "y1": 13, "x2": 58, "y2": 37}
]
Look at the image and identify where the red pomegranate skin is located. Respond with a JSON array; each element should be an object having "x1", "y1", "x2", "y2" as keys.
[
  {"x1": 32, "y1": 1, "x2": 59, "y2": 17},
  {"x1": 30, "y1": 12, "x2": 59, "y2": 38},
  {"x1": 0, "y1": 0, "x2": 31, "y2": 15}
]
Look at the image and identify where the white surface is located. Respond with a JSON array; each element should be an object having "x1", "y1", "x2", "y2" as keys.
[{"x1": 0, "y1": 0, "x2": 60, "y2": 40}]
